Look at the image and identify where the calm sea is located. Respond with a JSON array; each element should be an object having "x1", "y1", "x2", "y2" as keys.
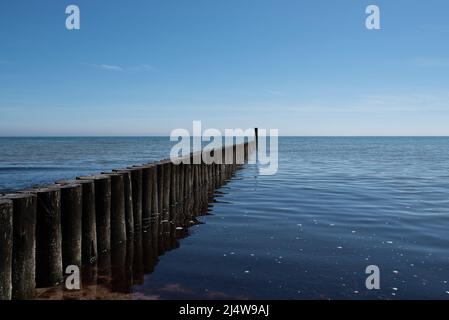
[{"x1": 1, "y1": 137, "x2": 449, "y2": 299}]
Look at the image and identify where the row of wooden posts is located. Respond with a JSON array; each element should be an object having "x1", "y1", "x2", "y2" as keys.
[{"x1": 0, "y1": 139, "x2": 257, "y2": 300}]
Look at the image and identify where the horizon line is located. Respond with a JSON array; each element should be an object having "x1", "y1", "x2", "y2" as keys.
[{"x1": 2, "y1": 135, "x2": 449, "y2": 138}]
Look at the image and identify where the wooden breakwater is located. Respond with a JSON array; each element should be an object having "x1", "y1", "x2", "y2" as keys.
[{"x1": 0, "y1": 136, "x2": 257, "y2": 300}]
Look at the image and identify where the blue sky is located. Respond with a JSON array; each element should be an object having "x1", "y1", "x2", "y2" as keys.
[{"x1": 1, "y1": 0, "x2": 449, "y2": 136}]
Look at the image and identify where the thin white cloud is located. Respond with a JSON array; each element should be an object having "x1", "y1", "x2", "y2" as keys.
[
  {"x1": 88, "y1": 63, "x2": 154, "y2": 72},
  {"x1": 0, "y1": 60, "x2": 10, "y2": 64},
  {"x1": 91, "y1": 64, "x2": 124, "y2": 72}
]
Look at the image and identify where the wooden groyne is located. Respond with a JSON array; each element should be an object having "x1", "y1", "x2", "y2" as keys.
[{"x1": 0, "y1": 136, "x2": 257, "y2": 300}]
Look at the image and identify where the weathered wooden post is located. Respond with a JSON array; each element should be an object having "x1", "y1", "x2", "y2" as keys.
[
  {"x1": 182, "y1": 163, "x2": 189, "y2": 223},
  {"x1": 178, "y1": 162, "x2": 185, "y2": 208},
  {"x1": 77, "y1": 175, "x2": 111, "y2": 255},
  {"x1": 169, "y1": 163, "x2": 177, "y2": 234},
  {"x1": 229, "y1": 145, "x2": 234, "y2": 177},
  {"x1": 191, "y1": 164, "x2": 197, "y2": 216},
  {"x1": 107, "y1": 173, "x2": 126, "y2": 246},
  {"x1": 175, "y1": 162, "x2": 184, "y2": 230},
  {"x1": 129, "y1": 166, "x2": 143, "y2": 236},
  {"x1": 156, "y1": 162, "x2": 164, "y2": 231},
  {"x1": 149, "y1": 165, "x2": 159, "y2": 247},
  {"x1": 214, "y1": 162, "x2": 220, "y2": 188},
  {"x1": 79, "y1": 180, "x2": 97, "y2": 266},
  {"x1": 222, "y1": 145, "x2": 228, "y2": 182},
  {"x1": 213, "y1": 160, "x2": 217, "y2": 184},
  {"x1": 211, "y1": 162, "x2": 216, "y2": 189},
  {"x1": 20, "y1": 187, "x2": 63, "y2": 288},
  {"x1": 56, "y1": 179, "x2": 97, "y2": 266},
  {"x1": 113, "y1": 169, "x2": 134, "y2": 242},
  {"x1": 255, "y1": 128, "x2": 259, "y2": 151},
  {"x1": 0, "y1": 193, "x2": 36, "y2": 300},
  {"x1": 208, "y1": 157, "x2": 213, "y2": 185},
  {"x1": 163, "y1": 161, "x2": 172, "y2": 243},
  {"x1": 191, "y1": 156, "x2": 196, "y2": 216},
  {"x1": 201, "y1": 162, "x2": 208, "y2": 215},
  {"x1": 141, "y1": 165, "x2": 153, "y2": 233},
  {"x1": 215, "y1": 148, "x2": 222, "y2": 187},
  {"x1": 207, "y1": 152, "x2": 213, "y2": 191},
  {"x1": 60, "y1": 183, "x2": 83, "y2": 270},
  {"x1": 201, "y1": 152, "x2": 206, "y2": 185},
  {"x1": 174, "y1": 162, "x2": 182, "y2": 231},
  {"x1": 195, "y1": 163, "x2": 201, "y2": 215},
  {"x1": 154, "y1": 161, "x2": 164, "y2": 253},
  {"x1": 210, "y1": 162, "x2": 214, "y2": 191},
  {"x1": 172, "y1": 162, "x2": 178, "y2": 208},
  {"x1": 0, "y1": 199, "x2": 13, "y2": 300},
  {"x1": 233, "y1": 144, "x2": 237, "y2": 173}
]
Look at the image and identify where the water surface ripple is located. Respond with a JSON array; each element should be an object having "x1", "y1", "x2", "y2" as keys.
[{"x1": 2, "y1": 137, "x2": 449, "y2": 299}]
